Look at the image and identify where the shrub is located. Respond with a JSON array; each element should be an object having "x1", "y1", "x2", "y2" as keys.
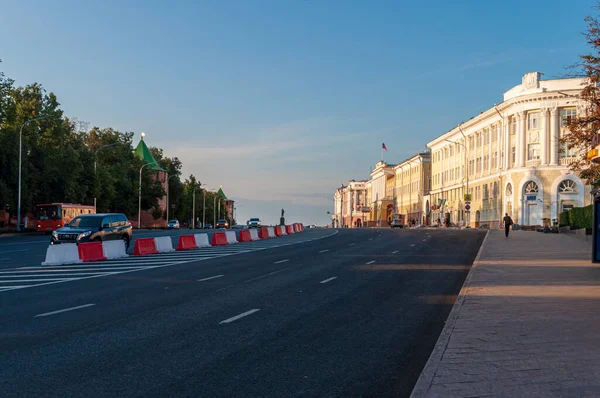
[
  {"x1": 568, "y1": 205, "x2": 593, "y2": 229},
  {"x1": 559, "y1": 210, "x2": 570, "y2": 226}
]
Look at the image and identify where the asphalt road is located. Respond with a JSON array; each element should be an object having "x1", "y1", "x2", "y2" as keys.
[
  {"x1": 0, "y1": 228, "x2": 485, "y2": 397},
  {"x1": 0, "y1": 228, "x2": 231, "y2": 269}
]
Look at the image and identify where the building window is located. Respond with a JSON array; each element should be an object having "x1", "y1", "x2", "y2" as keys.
[
  {"x1": 524, "y1": 181, "x2": 539, "y2": 194},
  {"x1": 511, "y1": 117, "x2": 517, "y2": 134},
  {"x1": 492, "y1": 152, "x2": 497, "y2": 168},
  {"x1": 476, "y1": 158, "x2": 481, "y2": 172},
  {"x1": 561, "y1": 108, "x2": 577, "y2": 127},
  {"x1": 528, "y1": 143, "x2": 540, "y2": 160},
  {"x1": 492, "y1": 126, "x2": 497, "y2": 142},
  {"x1": 476, "y1": 134, "x2": 481, "y2": 148},
  {"x1": 483, "y1": 155, "x2": 489, "y2": 170},
  {"x1": 528, "y1": 112, "x2": 541, "y2": 130},
  {"x1": 469, "y1": 136, "x2": 474, "y2": 149},
  {"x1": 506, "y1": 183, "x2": 513, "y2": 197},
  {"x1": 484, "y1": 129, "x2": 489, "y2": 145},
  {"x1": 558, "y1": 180, "x2": 578, "y2": 193}
]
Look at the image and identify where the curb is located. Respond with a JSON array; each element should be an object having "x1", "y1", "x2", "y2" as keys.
[{"x1": 410, "y1": 229, "x2": 490, "y2": 398}]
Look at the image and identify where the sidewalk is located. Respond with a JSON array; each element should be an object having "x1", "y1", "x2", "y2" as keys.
[{"x1": 411, "y1": 230, "x2": 600, "y2": 398}]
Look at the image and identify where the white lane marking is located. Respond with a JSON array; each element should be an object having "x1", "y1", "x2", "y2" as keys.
[
  {"x1": 319, "y1": 276, "x2": 338, "y2": 284},
  {"x1": 219, "y1": 308, "x2": 260, "y2": 324},
  {"x1": 349, "y1": 243, "x2": 356, "y2": 246},
  {"x1": 366, "y1": 260, "x2": 376, "y2": 265},
  {"x1": 197, "y1": 274, "x2": 224, "y2": 282},
  {"x1": 274, "y1": 259, "x2": 289, "y2": 264},
  {"x1": 392, "y1": 250, "x2": 399, "y2": 254},
  {"x1": 423, "y1": 239, "x2": 427, "y2": 242},
  {"x1": 244, "y1": 268, "x2": 290, "y2": 283},
  {"x1": 318, "y1": 249, "x2": 329, "y2": 253},
  {"x1": 368, "y1": 238, "x2": 373, "y2": 241},
  {"x1": 1, "y1": 267, "x2": 146, "y2": 273},
  {"x1": 410, "y1": 244, "x2": 416, "y2": 247},
  {"x1": 34, "y1": 303, "x2": 96, "y2": 318},
  {"x1": 0, "y1": 273, "x2": 105, "y2": 278}
]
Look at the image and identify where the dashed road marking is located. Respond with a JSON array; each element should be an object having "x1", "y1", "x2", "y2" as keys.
[
  {"x1": 197, "y1": 274, "x2": 224, "y2": 282},
  {"x1": 219, "y1": 308, "x2": 260, "y2": 324},
  {"x1": 274, "y1": 259, "x2": 289, "y2": 264},
  {"x1": 318, "y1": 249, "x2": 329, "y2": 253},
  {"x1": 319, "y1": 276, "x2": 338, "y2": 284},
  {"x1": 349, "y1": 243, "x2": 356, "y2": 246},
  {"x1": 366, "y1": 260, "x2": 376, "y2": 265},
  {"x1": 35, "y1": 303, "x2": 95, "y2": 318},
  {"x1": 410, "y1": 244, "x2": 416, "y2": 247},
  {"x1": 244, "y1": 268, "x2": 290, "y2": 283},
  {"x1": 392, "y1": 250, "x2": 399, "y2": 254}
]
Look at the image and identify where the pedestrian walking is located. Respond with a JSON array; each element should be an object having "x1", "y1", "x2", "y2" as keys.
[{"x1": 503, "y1": 213, "x2": 513, "y2": 237}]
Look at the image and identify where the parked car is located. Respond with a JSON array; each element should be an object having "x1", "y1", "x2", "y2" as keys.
[
  {"x1": 167, "y1": 219, "x2": 180, "y2": 229},
  {"x1": 51, "y1": 213, "x2": 133, "y2": 249},
  {"x1": 247, "y1": 218, "x2": 261, "y2": 228},
  {"x1": 390, "y1": 219, "x2": 404, "y2": 228},
  {"x1": 204, "y1": 223, "x2": 213, "y2": 229},
  {"x1": 216, "y1": 219, "x2": 229, "y2": 229}
]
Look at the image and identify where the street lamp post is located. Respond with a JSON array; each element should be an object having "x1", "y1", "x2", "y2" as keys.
[
  {"x1": 17, "y1": 115, "x2": 53, "y2": 231},
  {"x1": 94, "y1": 142, "x2": 117, "y2": 213},
  {"x1": 166, "y1": 174, "x2": 179, "y2": 225},
  {"x1": 138, "y1": 161, "x2": 157, "y2": 229}
]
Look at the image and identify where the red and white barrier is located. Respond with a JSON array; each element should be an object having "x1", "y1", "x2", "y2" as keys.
[
  {"x1": 225, "y1": 230, "x2": 238, "y2": 244},
  {"x1": 267, "y1": 227, "x2": 275, "y2": 237},
  {"x1": 133, "y1": 238, "x2": 159, "y2": 256},
  {"x1": 78, "y1": 242, "x2": 106, "y2": 262},
  {"x1": 176, "y1": 234, "x2": 198, "y2": 251},
  {"x1": 286, "y1": 225, "x2": 294, "y2": 234},
  {"x1": 212, "y1": 231, "x2": 228, "y2": 246},
  {"x1": 42, "y1": 244, "x2": 82, "y2": 266},
  {"x1": 194, "y1": 233, "x2": 210, "y2": 248},
  {"x1": 249, "y1": 229, "x2": 260, "y2": 241},
  {"x1": 154, "y1": 236, "x2": 174, "y2": 253},
  {"x1": 103, "y1": 240, "x2": 129, "y2": 259},
  {"x1": 239, "y1": 230, "x2": 252, "y2": 242},
  {"x1": 259, "y1": 227, "x2": 271, "y2": 239}
]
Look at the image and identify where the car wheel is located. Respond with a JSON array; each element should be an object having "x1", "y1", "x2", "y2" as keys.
[{"x1": 122, "y1": 235, "x2": 130, "y2": 250}]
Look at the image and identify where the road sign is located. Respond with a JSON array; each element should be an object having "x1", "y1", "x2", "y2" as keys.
[{"x1": 465, "y1": 204, "x2": 471, "y2": 211}]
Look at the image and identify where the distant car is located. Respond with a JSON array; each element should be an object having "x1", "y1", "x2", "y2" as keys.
[
  {"x1": 51, "y1": 213, "x2": 133, "y2": 249},
  {"x1": 204, "y1": 224, "x2": 213, "y2": 229},
  {"x1": 390, "y1": 219, "x2": 404, "y2": 229},
  {"x1": 308, "y1": 224, "x2": 316, "y2": 229},
  {"x1": 216, "y1": 219, "x2": 229, "y2": 229},
  {"x1": 247, "y1": 218, "x2": 261, "y2": 228},
  {"x1": 167, "y1": 219, "x2": 180, "y2": 229}
]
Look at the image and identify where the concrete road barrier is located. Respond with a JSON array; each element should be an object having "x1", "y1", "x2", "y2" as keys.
[
  {"x1": 132, "y1": 238, "x2": 159, "y2": 256},
  {"x1": 176, "y1": 234, "x2": 198, "y2": 251},
  {"x1": 42, "y1": 244, "x2": 82, "y2": 266},
  {"x1": 239, "y1": 230, "x2": 252, "y2": 242},
  {"x1": 225, "y1": 230, "x2": 238, "y2": 244},
  {"x1": 103, "y1": 240, "x2": 129, "y2": 259},
  {"x1": 212, "y1": 232, "x2": 228, "y2": 246},
  {"x1": 78, "y1": 242, "x2": 106, "y2": 262},
  {"x1": 286, "y1": 225, "x2": 294, "y2": 234},
  {"x1": 194, "y1": 233, "x2": 210, "y2": 248},
  {"x1": 249, "y1": 229, "x2": 260, "y2": 241},
  {"x1": 154, "y1": 236, "x2": 174, "y2": 253},
  {"x1": 267, "y1": 227, "x2": 275, "y2": 237}
]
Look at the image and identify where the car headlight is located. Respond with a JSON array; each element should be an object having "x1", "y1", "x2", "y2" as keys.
[{"x1": 78, "y1": 231, "x2": 92, "y2": 239}]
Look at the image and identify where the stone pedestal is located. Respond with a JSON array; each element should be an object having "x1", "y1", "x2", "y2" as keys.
[{"x1": 280, "y1": 217, "x2": 285, "y2": 226}]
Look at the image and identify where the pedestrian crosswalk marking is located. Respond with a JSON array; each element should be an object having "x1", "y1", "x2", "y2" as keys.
[{"x1": 0, "y1": 231, "x2": 337, "y2": 293}]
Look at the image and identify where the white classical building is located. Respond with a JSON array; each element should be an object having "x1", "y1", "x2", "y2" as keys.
[
  {"x1": 333, "y1": 180, "x2": 369, "y2": 228},
  {"x1": 427, "y1": 72, "x2": 591, "y2": 227}
]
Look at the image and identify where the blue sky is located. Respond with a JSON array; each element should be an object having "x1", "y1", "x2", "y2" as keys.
[{"x1": 0, "y1": 0, "x2": 596, "y2": 225}]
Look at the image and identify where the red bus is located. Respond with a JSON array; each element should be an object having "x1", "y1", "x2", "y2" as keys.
[{"x1": 36, "y1": 203, "x2": 95, "y2": 232}]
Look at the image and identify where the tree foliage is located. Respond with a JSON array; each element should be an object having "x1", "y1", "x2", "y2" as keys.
[
  {"x1": 0, "y1": 63, "x2": 201, "y2": 223},
  {"x1": 564, "y1": 4, "x2": 600, "y2": 185}
]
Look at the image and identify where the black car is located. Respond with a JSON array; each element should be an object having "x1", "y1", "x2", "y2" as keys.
[{"x1": 51, "y1": 213, "x2": 133, "y2": 249}]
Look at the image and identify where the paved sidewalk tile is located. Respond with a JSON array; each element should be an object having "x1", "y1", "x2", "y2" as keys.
[{"x1": 412, "y1": 230, "x2": 600, "y2": 398}]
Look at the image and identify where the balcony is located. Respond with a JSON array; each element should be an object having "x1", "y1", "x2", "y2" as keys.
[{"x1": 559, "y1": 157, "x2": 577, "y2": 166}]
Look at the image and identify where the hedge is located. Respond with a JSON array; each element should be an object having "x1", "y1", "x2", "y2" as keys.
[
  {"x1": 567, "y1": 205, "x2": 593, "y2": 229},
  {"x1": 559, "y1": 210, "x2": 570, "y2": 226}
]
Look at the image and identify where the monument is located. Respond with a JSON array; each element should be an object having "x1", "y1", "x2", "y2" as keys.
[{"x1": 280, "y1": 208, "x2": 285, "y2": 226}]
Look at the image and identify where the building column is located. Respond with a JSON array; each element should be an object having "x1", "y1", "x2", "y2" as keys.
[
  {"x1": 503, "y1": 117, "x2": 510, "y2": 170},
  {"x1": 550, "y1": 106, "x2": 559, "y2": 165},
  {"x1": 540, "y1": 108, "x2": 549, "y2": 166},
  {"x1": 488, "y1": 125, "x2": 493, "y2": 173},
  {"x1": 517, "y1": 111, "x2": 526, "y2": 167}
]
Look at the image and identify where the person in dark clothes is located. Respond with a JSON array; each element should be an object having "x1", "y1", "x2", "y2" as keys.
[{"x1": 503, "y1": 213, "x2": 513, "y2": 237}]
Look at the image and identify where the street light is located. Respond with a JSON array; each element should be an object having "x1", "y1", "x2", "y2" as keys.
[
  {"x1": 138, "y1": 161, "x2": 157, "y2": 229},
  {"x1": 17, "y1": 115, "x2": 54, "y2": 231},
  {"x1": 94, "y1": 142, "x2": 117, "y2": 213}
]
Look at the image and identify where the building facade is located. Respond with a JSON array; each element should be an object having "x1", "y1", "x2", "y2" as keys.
[
  {"x1": 428, "y1": 72, "x2": 591, "y2": 227},
  {"x1": 368, "y1": 162, "x2": 396, "y2": 226},
  {"x1": 333, "y1": 181, "x2": 369, "y2": 228},
  {"x1": 394, "y1": 152, "x2": 431, "y2": 225}
]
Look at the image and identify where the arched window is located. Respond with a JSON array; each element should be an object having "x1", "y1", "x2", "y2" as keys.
[
  {"x1": 558, "y1": 180, "x2": 578, "y2": 193},
  {"x1": 506, "y1": 183, "x2": 513, "y2": 197},
  {"x1": 524, "y1": 181, "x2": 539, "y2": 194}
]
